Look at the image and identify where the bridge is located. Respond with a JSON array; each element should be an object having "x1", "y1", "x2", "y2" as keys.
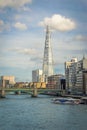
[{"x1": 0, "y1": 87, "x2": 64, "y2": 98}]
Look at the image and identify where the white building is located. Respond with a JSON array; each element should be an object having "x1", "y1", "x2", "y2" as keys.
[{"x1": 32, "y1": 69, "x2": 43, "y2": 82}]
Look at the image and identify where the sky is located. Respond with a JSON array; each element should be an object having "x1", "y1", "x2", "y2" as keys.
[{"x1": 0, "y1": 0, "x2": 87, "y2": 82}]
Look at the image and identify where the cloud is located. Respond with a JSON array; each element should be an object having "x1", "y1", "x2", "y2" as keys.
[
  {"x1": 74, "y1": 35, "x2": 87, "y2": 42},
  {"x1": 18, "y1": 6, "x2": 32, "y2": 12},
  {"x1": 0, "y1": 0, "x2": 32, "y2": 8},
  {"x1": 15, "y1": 15, "x2": 22, "y2": 20},
  {"x1": 0, "y1": 20, "x2": 10, "y2": 32},
  {"x1": 9, "y1": 48, "x2": 37, "y2": 55},
  {"x1": 39, "y1": 14, "x2": 76, "y2": 32},
  {"x1": 0, "y1": 55, "x2": 30, "y2": 69},
  {"x1": 19, "y1": 48, "x2": 36, "y2": 55},
  {"x1": 8, "y1": 48, "x2": 42, "y2": 67},
  {"x1": 0, "y1": 20, "x2": 4, "y2": 25},
  {"x1": 14, "y1": 22, "x2": 27, "y2": 30},
  {"x1": 30, "y1": 55, "x2": 42, "y2": 62},
  {"x1": 14, "y1": 14, "x2": 32, "y2": 23}
]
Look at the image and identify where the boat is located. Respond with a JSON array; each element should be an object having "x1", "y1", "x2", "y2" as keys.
[
  {"x1": 80, "y1": 97, "x2": 87, "y2": 104},
  {"x1": 52, "y1": 97, "x2": 81, "y2": 105}
]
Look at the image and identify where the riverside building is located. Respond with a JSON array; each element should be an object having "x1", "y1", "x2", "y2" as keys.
[
  {"x1": 0, "y1": 76, "x2": 15, "y2": 88},
  {"x1": 65, "y1": 57, "x2": 87, "y2": 94},
  {"x1": 47, "y1": 74, "x2": 65, "y2": 89},
  {"x1": 75, "y1": 57, "x2": 87, "y2": 94},
  {"x1": 65, "y1": 58, "x2": 77, "y2": 91}
]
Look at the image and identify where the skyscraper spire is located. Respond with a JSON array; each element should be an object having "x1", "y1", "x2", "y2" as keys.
[{"x1": 42, "y1": 25, "x2": 54, "y2": 82}]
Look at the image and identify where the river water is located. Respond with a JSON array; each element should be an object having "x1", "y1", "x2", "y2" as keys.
[{"x1": 0, "y1": 94, "x2": 87, "y2": 130}]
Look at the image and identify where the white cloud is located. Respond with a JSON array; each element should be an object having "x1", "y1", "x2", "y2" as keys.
[
  {"x1": 14, "y1": 14, "x2": 32, "y2": 23},
  {"x1": 0, "y1": 20, "x2": 4, "y2": 32},
  {"x1": 15, "y1": 15, "x2": 22, "y2": 20},
  {"x1": 0, "y1": 0, "x2": 32, "y2": 8},
  {"x1": 0, "y1": 55, "x2": 30, "y2": 69},
  {"x1": 18, "y1": 48, "x2": 36, "y2": 55},
  {"x1": 18, "y1": 6, "x2": 32, "y2": 12},
  {"x1": 14, "y1": 22, "x2": 27, "y2": 30},
  {"x1": 9, "y1": 48, "x2": 37, "y2": 55},
  {"x1": 39, "y1": 14, "x2": 76, "y2": 32},
  {"x1": 74, "y1": 35, "x2": 87, "y2": 41},
  {"x1": 0, "y1": 20, "x2": 10, "y2": 32}
]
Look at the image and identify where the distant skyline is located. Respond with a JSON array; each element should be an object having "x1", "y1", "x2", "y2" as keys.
[{"x1": 0, "y1": 0, "x2": 87, "y2": 82}]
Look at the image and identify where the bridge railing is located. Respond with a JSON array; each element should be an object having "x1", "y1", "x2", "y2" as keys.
[{"x1": 0, "y1": 87, "x2": 64, "y2": 96}]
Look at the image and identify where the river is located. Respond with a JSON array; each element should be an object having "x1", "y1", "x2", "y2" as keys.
[{"x1": 0, "y1": 94, "x2": 87, "y2": 130}]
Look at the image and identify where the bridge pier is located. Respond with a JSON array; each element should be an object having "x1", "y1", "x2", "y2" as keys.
[
  {"x1": 61, "y1": 90, "x2": 66, "y2": 96},
  {"x1": 0, "y1": 89, "x2": 5, "y2": 98},
  {"x1": 15, "y1": 91, "x2": 21, "y2": 95},
  {"x1": 0, "y1": 80, "x2": 6, "y2": 98},
  {"x1": 31, "y1": 86, "x2": 38, "y2": 97}
]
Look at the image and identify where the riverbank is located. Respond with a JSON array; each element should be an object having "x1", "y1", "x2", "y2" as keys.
[{"x1": 42, "y1": 91, "x2": 87, "y2": 104}]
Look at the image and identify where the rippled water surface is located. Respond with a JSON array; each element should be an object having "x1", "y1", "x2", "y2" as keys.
[{"x1": 0, "y1": 95, "x2": 87, "y2": 130}]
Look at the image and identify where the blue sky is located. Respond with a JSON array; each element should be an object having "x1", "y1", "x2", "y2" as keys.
[{"x1": 0, "y1": 0, "x2": 87, "y2": 82}]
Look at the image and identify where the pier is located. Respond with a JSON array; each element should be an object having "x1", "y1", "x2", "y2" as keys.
[{"x1": 0, "y1": 89, "x2": 5, "y2": 98}]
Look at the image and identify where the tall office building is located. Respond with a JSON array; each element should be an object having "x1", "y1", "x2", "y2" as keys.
[
  {"x1": 32, "y1": 69, "x2": 43, "y2": 82},
  {"x1": 42, "y1": 26, "x2": 54, "y2": 82}
]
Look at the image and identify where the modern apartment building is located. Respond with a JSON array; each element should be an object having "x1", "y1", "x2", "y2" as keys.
[
  {"x1": 83, "y1": 71, "x2": 87, "y2": 94},
  {"x1": 65, "y1": 57, "x2": 87, "y2": 94},
  {"x1": 75, "y1": 57, "x2": 87, "y2": 94},
  {"x1": 65, "y1": 58, "x2": 77, "y2": 91},
  {"x1": 32, "y1": 69, "x2": 43, "y2": 82}
]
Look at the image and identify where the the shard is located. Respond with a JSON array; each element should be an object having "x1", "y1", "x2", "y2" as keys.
[{"x1": 42, "y1": 25, "x2": 54, "y2": 82}]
